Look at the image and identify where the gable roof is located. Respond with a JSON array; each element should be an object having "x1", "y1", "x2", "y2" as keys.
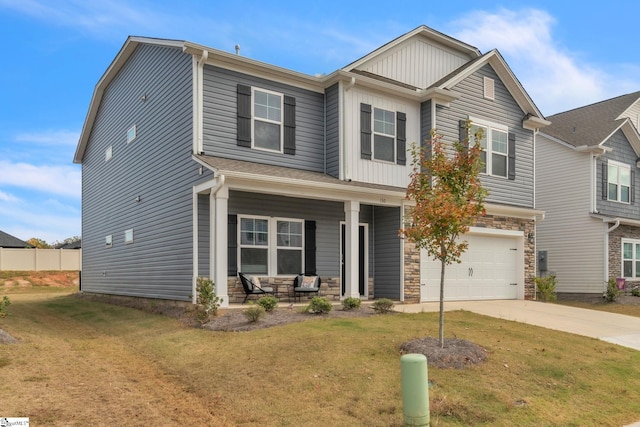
[
  {"x1": 0, "y1": 230, "x2": 30, "y2": 248},
  {"x1": 542, "y1": 91, "x2": 640, "y2": 151},
  {"x1": 430, "y1": 49, "x2": 548, "y2": 127}
]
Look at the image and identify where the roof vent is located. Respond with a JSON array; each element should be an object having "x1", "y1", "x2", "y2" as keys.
[
  {"x1": 483, "y1": 77, "x2": 495, "y2": 100},
  {"x1": 235, "y1": 44, "x2": 240, "y2": 55}
]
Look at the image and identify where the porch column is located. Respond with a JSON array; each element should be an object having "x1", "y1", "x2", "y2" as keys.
[
  {"x1": 344, "y1": 200, "x2": 360, "y2": 298},
  {"x1": 211, "y1": 186, "x2": 229, "y2": 308}
]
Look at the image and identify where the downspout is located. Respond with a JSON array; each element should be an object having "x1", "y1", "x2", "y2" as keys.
[
  {"x1": 604, "y1": 219, "x2": 620, "y2": 294},
  {"x1": 196, "y1": 50, "x2": 209, "y2": 154}
]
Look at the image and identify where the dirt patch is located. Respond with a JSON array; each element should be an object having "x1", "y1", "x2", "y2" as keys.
[
  {"x1": 400, "y1": 337, "x2": 488, "y2": 369},
  {"x1": 0, "y1": 328, "x2": 18, "y2": 344},
  {"x1": 0, "y1": 271, "x2": 78, "y2": 289},
  {"x1": 203, "y1": 305, "x2": 375, "y2": 332}
]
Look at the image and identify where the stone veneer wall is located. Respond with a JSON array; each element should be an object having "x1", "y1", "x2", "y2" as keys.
[
  {"x1": 402, "y1": 214, "x2": 537, "y2": 303},
  {"x1": 608, "y1": 224, "x2": 640, "y2": 288},
  {"x1": 227, "y1": 276, "x2": 342, "y2": 304}
]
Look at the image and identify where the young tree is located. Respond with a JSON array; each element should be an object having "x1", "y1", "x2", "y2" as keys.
[
  {"x1": 26, "y1": 237, "x2": 51, "y2": 249},
  {"x1": 402, "y1": 123, "x2": 487, "y2": 347}
]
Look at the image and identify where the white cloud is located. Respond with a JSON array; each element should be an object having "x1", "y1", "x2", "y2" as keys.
[
  {"x1": 0, "y1": 160, "x2": 80, "y2": 199},
  {"x1": 449, "y1": 8, "x2": 640, "y2": 115},
  {"x1": 0, "y1": 190, "x2": 20, "y2": 203}
]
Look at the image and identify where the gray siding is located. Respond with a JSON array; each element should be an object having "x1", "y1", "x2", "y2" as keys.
[
  {"x1": 81, "y1": 44, "x2": 195, "y2": 300},
  {"x1": 326, "y1": 83, "x2": 340, "y2": 178},
  {"x1": 596, "y1": 130, "x2": 640, "y2": 219},
  {"x1": 229, "y1": 191, "x2": 344, "y2": 276},
  {"x1": 202, "y1": 66, "x2": 326, "y2": 172},
  {"x1": 373, "y1": 206, "x2": 401, "y2": 299},
  {"x1": 198, "y1": 194, "x2": 210, "y2": 276},
  {"x1": 437, "y1": 64, "x2": 535, "y2": 207}
]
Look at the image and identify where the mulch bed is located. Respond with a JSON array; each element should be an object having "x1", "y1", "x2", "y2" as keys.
[{"x1": 400, "y1": 337, "x2": 488, "y2": 369}]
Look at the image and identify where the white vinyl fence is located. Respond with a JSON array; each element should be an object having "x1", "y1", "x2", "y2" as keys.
[{"x1": 0, "y1": 248, "x2": 81, "y2": 271}]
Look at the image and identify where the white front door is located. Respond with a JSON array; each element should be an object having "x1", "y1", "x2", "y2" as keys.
[{"x1": 420, "y1": 233, "x2": 519, "y2": 301}]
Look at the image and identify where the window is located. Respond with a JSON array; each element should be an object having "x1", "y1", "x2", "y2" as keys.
[
  {"x1": 608, "y1": 161, "x2": 631, "y2": 203},
  {"x1": 373, "y1": 108, "x2": 396, "y2": 162},
  {"x1": 623, "y1": 239, "x2": 640, "y2": 278},
  {"x1": 253, "y1": 88, "x2": 282, "y2": 152},
  {"x1": 126, "y1": 125, "x2": 137, "y2": 143},
  {"x1": 239, "y1": 216, "x2": 303, "y2": 275},
  {"x1": 124, "y1": 229, "x2": 134, "y2": 244},
  {"x1": 105, "y1": 235, "x2": 112, "y2": 248},
  {"x1": 105, "y1": 146, "x2": 112, "y2": 162},
  {"x1": 471, "y1": 121, "x2": 508, "y2": 178}
]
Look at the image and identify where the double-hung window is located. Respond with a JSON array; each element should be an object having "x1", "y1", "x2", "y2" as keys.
[
  {"x1": 239, "y1": 216, "x2": 303, "y2": 275},
  {"x1": 608, "y1": 161, "x2": 631, "y2": 203},
  {"x1": 623, "y1": 239, "x2": 640, "y2": 278},
  {"x1": 252, "y1": 88, "x2": 282, "y2": 152},
  {"x1": 373, "y1": 108, "x2": 395, "y2": 162},
  {"x1": 471, "y1": 120, "x2": 508, "y2": 178}
]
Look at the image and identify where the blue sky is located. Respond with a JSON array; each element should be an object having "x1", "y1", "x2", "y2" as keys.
[{"x1": 1, "y1": 0, "x2": 640, "y2": 244}]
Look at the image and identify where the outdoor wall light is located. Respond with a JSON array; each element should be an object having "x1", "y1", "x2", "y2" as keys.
[
  {"x1": 135, "y1": 195, "x2": 141, "y2": 203},
  {"x1": 527, "y1": 232, "x2": 534, "y2": 243}
]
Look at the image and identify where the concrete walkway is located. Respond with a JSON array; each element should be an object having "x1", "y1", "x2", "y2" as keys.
[{"x1": 394, "y1": 299, "x2": 640, "y2": 351}]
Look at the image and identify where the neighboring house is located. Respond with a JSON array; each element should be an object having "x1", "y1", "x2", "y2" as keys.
[
  {"x1": 537, "y1": 92, "x2": 640, "y2": 295},
  {"x1": 55, "y1": 240, "x2": 82, "y2": 250},
  {"x1": 0, "y1": 230, "x2": 30, "y2": 248},
  {"x1": 74, "y1": 26, "x2": 548, "y2": 306}
]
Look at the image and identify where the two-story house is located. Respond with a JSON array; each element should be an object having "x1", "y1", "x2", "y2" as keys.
[
  {"x1": 537, "y1": 92, "x2": 640, "y2": 296},
  {"x1": 74, "y1": 26, "x2": 547, "y2": 306}
]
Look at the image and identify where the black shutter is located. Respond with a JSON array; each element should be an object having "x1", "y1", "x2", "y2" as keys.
[
  {"x1": 237, "y1": 85, "x2": 251, "y2": 147},
  {"x1": 304, "y1": 220, "x2": 317, "y2": 275},
  {"x1": 508, "y1": 132, "x2": 516, "y2": 180},
  {"x1": 459, "y1": 120, "x2": 469, "y2": 152},
  {"x1": 632, "y1": 170, "x2": 636, "y2": 204},
  {"x1": 283, "y1": 95, "x2": 296, "y2": 155},
  {"x1": 228, "y1": 214, "x2": 238, "y2": 276},
  {"x1": 396, "y1": 112, "x2": 406, "y2": 165},
  {"x1": 602, "y1": 163, "x2": 608, "y2": 200},
  {"x1": 360, "y1": 103, "x2": 372, "y2": 160}
]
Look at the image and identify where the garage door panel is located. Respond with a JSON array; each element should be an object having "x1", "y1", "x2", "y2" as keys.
[{"x1": 420, "y1": 233, "x2": 519, "y2": 302}]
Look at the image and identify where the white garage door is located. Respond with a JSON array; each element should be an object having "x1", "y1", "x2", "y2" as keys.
[{"x1": 420, "y1": 234, "x2": 519, "y2": 302}]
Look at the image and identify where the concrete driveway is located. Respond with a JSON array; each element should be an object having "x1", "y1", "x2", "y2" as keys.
[{"x1": 395, "y1": 300, "x2": 640, "y2": 351}]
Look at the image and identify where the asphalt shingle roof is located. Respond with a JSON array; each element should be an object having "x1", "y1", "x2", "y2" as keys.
[{"x1": 0, "y1": 230, "x2": 30, "y2": 248}]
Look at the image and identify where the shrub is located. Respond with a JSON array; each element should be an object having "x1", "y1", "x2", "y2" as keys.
[
  {"x1": 0, "y1": 296, "x2": 10, "y2": 318},
  {"x1": 257, "y1": 296, "x2": 278, "y2": 312},
  {"x1": 305, "y1": 297, "x2": 333, "y2": 314},
  {"x1": 632, "y1": 287, "x2": 640, "y2": 297},
  {"x1": 534, "y1": 275, "x2": 557, "y2": 302},
  {"x1": 244, "y1": 304, "x2": 266, "y2": 323},
  {"x1": 605, "y1": 278, "x2": 620, "y2": 303},
  {"x1": 371, "y1": 298, "x2": 394, "y2": 314},
  {"x1": 196, "y1": 277, "x2": 223, "y2": 323},
  {"x1": 342, "y1": 297, "x2": 361, "y2": 310}
]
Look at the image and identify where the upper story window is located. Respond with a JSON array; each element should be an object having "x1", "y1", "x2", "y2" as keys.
[
  {"x1": 360, "y1": 103, "x2": 406, "y2": 165},
  {"x1": 237, "y1": 84, "x2": 296, "y2": 155},
  {"x1": 105, "y1": 145, "x2": 112, "y2": 162},
  {"x1": 126, "y1": 125, "x2": 137, "y2": 143},
  {"x1": 607, "y1": 160, "x2": 631, "y2": 203},
  {"x1": 253, "y1": 88, "x2": 282, "y2": 152},
  {"x1": 470, "y1": 118, "x2": 513, "y2": 179},
  {"x1": 373, "y1": 108, "x2": 396, "y2": 162}
]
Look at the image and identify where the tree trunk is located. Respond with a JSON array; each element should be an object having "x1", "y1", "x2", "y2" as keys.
[{"x1": 439, "y1": 259, "x2": 445, "y2": 348}]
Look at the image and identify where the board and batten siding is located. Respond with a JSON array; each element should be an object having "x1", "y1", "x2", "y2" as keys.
[
  {"x1": 438, "y1": 64, "x2": 534, "y2": 207},
  {"x1": 373, "y1": 206, "x2": 402, "y2": 299},
  {"x1": 325, "y1": 83, "x2": 340, "y2": 178},
  {"x1": 536, "y1": 134, "x2": 604, "y2": 293},
  {"x1": 596, "y1": 130, "x2": 640, "y2": 219},
  {"x1": 621, "y1": 100, "x2": 640, "y2": 130},
  {"x1": 81, "y1": 44, "x2": 196, "y2": 300},
  {"x1": 357, "y1": 36, "x2": 472, "y2": 89},
  {"x1": 344, "y1": 87, "x2": 419, "y2": 187},
  {"x1": 202, "y1": 65, "x2": 325, "y2": 172}
]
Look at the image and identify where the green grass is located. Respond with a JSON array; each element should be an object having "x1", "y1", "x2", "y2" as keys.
[{"x1": 2, "y1": 292, "x2": 640, "y2": 426}]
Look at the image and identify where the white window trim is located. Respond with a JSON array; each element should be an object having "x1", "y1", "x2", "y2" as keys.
[
  {"x1": 251, "y1": 87, "x2": 284, "y2": 153},
  {"x1": 469, "y1": 116, "x2": 509, "y2": 179},
  {"x1": 127, "y1": 125, "x2": 137, "y2": 143},
  {"x1": 607, "y1": 160, "x2": 631, "y2": 204},
  {"x1": 622, "y1": 238, "x2": 640, "y2": 279},
  {"x1": 124, "y1": 228, "x2": 134, "y2": 244},
  {"x1": 372, "y1": 107, "x2": 396, "y2": 164},
  {"x1": 238, "y1": 215, "x2": 304, "y2": 276}
]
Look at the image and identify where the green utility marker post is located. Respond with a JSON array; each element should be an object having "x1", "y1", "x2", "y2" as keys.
[{"x1": 400, "y1": 353, "x2": 430, "y2": 426}]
